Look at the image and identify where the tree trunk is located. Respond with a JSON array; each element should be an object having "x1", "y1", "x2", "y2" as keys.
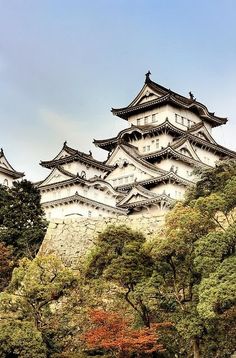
[{"x1": 192, "y1": 337, "x2": 200, "y2": 358}]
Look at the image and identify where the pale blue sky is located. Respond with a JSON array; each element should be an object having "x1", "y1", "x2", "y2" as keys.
[{"x1": 0, "y1": 0, "x2": 236, "y2": 180}]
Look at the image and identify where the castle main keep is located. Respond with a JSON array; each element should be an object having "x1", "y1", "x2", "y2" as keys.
[{"x1": 38, "y1": 73, "x2": 236, "y2": 220}]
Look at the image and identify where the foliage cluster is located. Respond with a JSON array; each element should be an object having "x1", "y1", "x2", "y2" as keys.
[{"x1": 0, "y1": 161, "x2": 235, "y2": 357}]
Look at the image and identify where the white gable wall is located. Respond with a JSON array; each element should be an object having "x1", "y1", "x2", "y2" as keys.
[
  {"x1": 63, "y1": 161, "x2": 104, "y2": 179},
  {"x1": 0, "y1": 172, "x2": 15, "y2": 187},
  {"x1": 40, "y1": 183, "x2": 118, "y2": 207},
  {"x1": 150, "y1": 183, "x2": 186, "y2": 200},
  {"x1": 106, "y1": 164, "x2": 154, "y2": 187},
  {"x1": 193, "y1": 146, "x2": 219, "y2": 166},
  {"x1": 129, "y1": 133, "x2": 173, "y2": 154},
  {"x1": 156, "y1": 158, "x2": 194, "y2": 180}
]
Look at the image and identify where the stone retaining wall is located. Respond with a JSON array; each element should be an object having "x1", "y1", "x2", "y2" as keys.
[{"x1": 39, "y1": 214, "x2": 165, "y2": 268}]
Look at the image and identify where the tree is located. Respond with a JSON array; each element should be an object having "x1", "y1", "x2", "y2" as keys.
[
  {"x1": 0, "y1": 180, "x2": 47, "y2": 258},
  {"x1": 86, "y1": 225, "x2": 154, "y2": 327},
  {"x1": 83, "y1": 309, "x2": 168, "y2": 357},
  {"x1": 146, "y1": 160, "x2": 236, "y2": 358},
  {"x1": 0, "y1": 255, "x2": 77, "y2": 357},
  {"x1": 0, "y1": 242, "x2": 14, "y2": 292}
]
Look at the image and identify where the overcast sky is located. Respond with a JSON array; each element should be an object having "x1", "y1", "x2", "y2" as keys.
[{"x1": 0, "y1": 0, "x2": 236, "y2": 181}]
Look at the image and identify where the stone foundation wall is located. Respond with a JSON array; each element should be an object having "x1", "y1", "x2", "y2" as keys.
[{"x1": 39, "y1": 214, "x2": 165, "y2": 268}]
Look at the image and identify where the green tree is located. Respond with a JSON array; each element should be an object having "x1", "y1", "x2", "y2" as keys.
[
  {"x1": 0, "y1": 179, "x2": 47, "y2": 258},
  {"x1": 0, "y1": 255, "x2": 77, "y2": 357},
  {"x1": 0, "y1": 242, "x2": 14, "y2": 292},
  {"x1": 146, "y1": 160, "x2": 236, "y2": 358},
  {"x1": 86, "y1": 225, "x2": 153, "y2": 327}
]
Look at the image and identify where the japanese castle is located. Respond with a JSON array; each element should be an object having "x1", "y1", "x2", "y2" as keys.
[
  {"x1": 0, "y1": 148, "x2": 24, "y2": 187},
  {"x1": 38, "y1": 73, "x2": 236, "y2": 219}
]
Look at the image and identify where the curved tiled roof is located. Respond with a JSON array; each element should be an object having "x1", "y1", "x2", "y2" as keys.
[
  {"x1": 94, "y1": 118, "x2": 184, "y2": 150},
  {"x1": 142, "y1": 146, "x2": 211, "y2": 168},
  {"x1": 111, "y1": 78, "x2": 227, "y2": 127},
  {"x1": 117, "y1": 193, "x2": 175, "y2": 209},
  {"x1": 42, "y1": 192, "x2": 128, "y2": 215},
  {"x1": 38, "y1": 167, "x2": 123, "y2": 197},
  {"x1": 0, "y1": 148, "x2": 24, "y2": 179},
  {"x1": 40, "y1": 145, "x2": 113, "y2": 171},
  {"x1": 116, "y1": 171, "x2": 194, "y2": 192}
]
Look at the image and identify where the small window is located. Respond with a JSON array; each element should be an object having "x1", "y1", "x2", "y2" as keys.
[
  {"x1": 146, "y1": 145, "x2": 150, "y2": 151},
  {"x1": 88, "y1": 211, "x2": 92, "y2": 218},
  {"x1": 137, "y1": 118, "x2": 141, "y2": 125},
  {"x1": 156, "y1": 139, "x2": 159, "y2": 149},
  {"x1": 144, "y1": 116, "x2": 148, "y2": 124},
  {"x1": 3, "y1": 179, "x2": 8, "y2": 186},
  {"x1": 152, "y1": 114, "x2": 157, "y2": 123},
  {"x1": 143, "y1": 146, "x2": 146, "y2": 152},
  {"x1": 125, "y1": 177, "x2": 129, "y2": 183},
  {"x1": 81, "y1": 171, "x2": 86, "y2": 179}
]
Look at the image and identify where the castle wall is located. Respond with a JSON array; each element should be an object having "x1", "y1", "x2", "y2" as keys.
[{"x1": 39, "y1": 214, "x2": 165, "y2": 267}]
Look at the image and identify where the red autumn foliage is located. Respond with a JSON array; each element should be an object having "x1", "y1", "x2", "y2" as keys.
[{"x1": 84, "y1": 309, "x2": 172, "y2": 357}]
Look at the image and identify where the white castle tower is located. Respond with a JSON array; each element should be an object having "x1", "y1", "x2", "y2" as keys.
[
  {"x1": 38, "y1": 73, "x2": 236, "y2": 219},
  {"x1": 0, "y1": 148, "x2": 24, "y2": 187}
]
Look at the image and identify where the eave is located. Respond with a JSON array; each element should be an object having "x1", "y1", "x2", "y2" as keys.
[
  {"x1": 94, "y1": 118, "x2": 184, "y2": 151},
  {"x1": 142, "y1": 146, "x2": 211, "y2": 169},
  {"x1": 42, "y1": 192, "x2": 128, "y2": 215},
  {"x1": 172, "y1": 134, "x2": 236, "y2": 158},
  {"x1": 39, "y1": 173, "x2": 124, "y2": 198},
  {"x1": 40, "y1": 153, "x2": 113, "y2": 171},
  {"x1": 112, "y1": 88, "x2": 227, "y2": 127},
  {"x1": 117, "y1": 193, "x2": 175, "y2": 209},
  {"x1": 0, "y1": 166, "x2": 24, "y2": 179},
  {"x1": 116, "y1": 172, "x2": 194, "y2": 192}
]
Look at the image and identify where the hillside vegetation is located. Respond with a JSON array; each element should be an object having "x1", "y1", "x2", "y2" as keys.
[{"x1": 0, "y1": 161, "x2": 235, "y2": 358}]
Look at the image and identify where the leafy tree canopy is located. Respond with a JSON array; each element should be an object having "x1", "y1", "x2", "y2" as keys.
[
  {"x1": 0, "y1": 255, "x2": 77, "y2": 357},
  {"x1": 0, "y1": 180, "x2": 47, "y2": 258}
]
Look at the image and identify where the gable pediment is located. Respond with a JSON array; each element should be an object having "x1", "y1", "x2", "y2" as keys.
[
  {"x1": 39, "y1": 167, "x2": 74, "y2": 187},
  {"x1": 53, "y1": 148, "x2": 72, "y2": 161},
  {"x1": 174, "y1": 139, "x2": 200, "y2": 161},
  {"x1": 190, "y1": 125, "x2": 217, "y2": 144},
  {"x1": 117, "y1": 186, "x2": 157, "y2": 206},
  {"x1": 106, "y1": 145, "x2": 162, "y2": 178},
  {"x1": 128, "y1": 84, "x2": 163, "y2": 108},
  {"x1": 0, "y1": 155, "x2": 14, "y2": 171}
]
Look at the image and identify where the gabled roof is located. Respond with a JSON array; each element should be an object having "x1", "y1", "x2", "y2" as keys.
[
  {"x1": 116, "y1": 171, "x2": 194, "y2": 192},
  {"x1": 40, "y1": 142, "x2": 113, "y2": 171},
  {"x1": 117, "y1": 185, "x2": 157, "y2": 206},
  {"x1": 187, "y1": 122, "x2": 217, "y2": 144},
  {"x1": 0, "y1": 148, "x2": 24, "y2": 179},
  {"x1": 94, "y1": 118, "x2": 184, "y2": 151},
  {"x1": 105, "y1": 143, "x2": 167, "y2": 177},
  {"x1": 38, "y1": 166, "x2": 123, "y2": 198},
  {"x1": 42, "y1": 192, "x2": 128, "y2": 215},
  {"x1": 111, "y1": 75, "x2": 227, "y2": 127},
  {"x1": 117, "y1": 191, "x2": 175, "y2": 209},
  {"x1": 38, "y1": 166, "x2": 74, "y2": 187},
  {"x1": 142, "y1": 145, "x2": 211, "y2": 169},
  {"x1": 172, "y1": 133, "x2": 236, "y2": 158}
]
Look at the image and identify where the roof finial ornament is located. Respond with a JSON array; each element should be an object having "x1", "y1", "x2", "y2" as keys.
[
  {"x1": 189, "y1": 91, "x2": 195, "y2": 100},
  {"x1": 145, "y1": 70, "x2": 151, "y2": 83},
  {"x1": 63, "y1": 140, "x2": 67, "y2": 147}
]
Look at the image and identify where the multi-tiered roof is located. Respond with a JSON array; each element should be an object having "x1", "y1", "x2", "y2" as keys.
[
  {"x1": 93, "y1": 73, "x2": 236, "y2": 214},
  {"x1": 39, "y1": 73, "x2": 236, "y2": 218}
]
